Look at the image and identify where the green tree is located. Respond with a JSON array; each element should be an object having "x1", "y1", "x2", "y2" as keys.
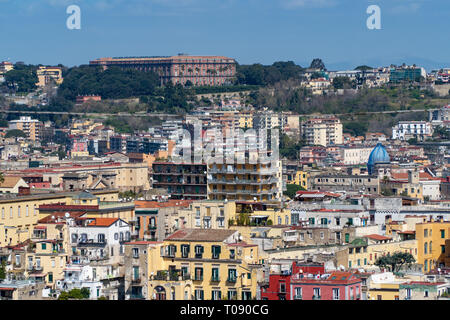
[
  {"x1": 332, "y1": 76, "x2": 355, "y2": 89},
  {"x1": 5, "y1": 129, "x2": 27, "y2": 139},
  {"x1": 284, "y1": 184, "x2": 305, "y2": 199},
  {"x1": 0, "y1": 260, "x2": 6, "y2": 280},
  {"x1": 374, "y1": 252, "x2": 415, "y2": 273},
  {"x1": 3, "y1": 64, "x2": 38, "y2": 92}
]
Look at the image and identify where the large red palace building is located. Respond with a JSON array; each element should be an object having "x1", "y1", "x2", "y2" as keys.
[{"x1": 89, "y1": 54, "x2": 236, "y2": 86}]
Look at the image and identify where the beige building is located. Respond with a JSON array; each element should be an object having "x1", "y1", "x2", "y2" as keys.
[
  {"x1": 0, "y1": 177, "x2": 29, "y2": 194},
  {"x1": 8, "y1": 116, "x2": 41, "y2": 141},
  {"x1": 0, "y1": 190, "x2": 119, "y2": 247},
  {"x1": 340, "y1": 146, "x2": 373, "y2": 165},
  {"x1": 301, "y1": 117, "x2": 343, "y2": 146},
  {"x1": 207, "y1": 160, "x2": 283, "y2": 201},
  {"x1": 36, "y1": 66, "x2": 63, "y2": 87}
]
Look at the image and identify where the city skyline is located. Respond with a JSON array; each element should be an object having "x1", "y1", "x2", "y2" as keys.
[{"x1": 0, "y1": 0, "x2": 449, "y2": 70}]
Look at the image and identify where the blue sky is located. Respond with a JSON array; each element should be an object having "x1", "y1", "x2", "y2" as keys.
[{"x1": 0, "y1": 0, "x2": 449, "y2": 70}]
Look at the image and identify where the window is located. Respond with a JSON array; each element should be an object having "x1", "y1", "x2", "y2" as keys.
[
  {"x1": 332, "y1": 288, "x2": 340, "y2": 300},
  {"x1": 211, "y1": 268, "x2": 220, "y2": 281},
  {"x1": 279, "y1": 282, "x2": 286, "y2": 293},
  {"x1": 26, "y1": 206, "x2": 29, "y2": 217},
  {"x1": 195, "y1": 245, "x2": 204, "y2": 259},
  {"x1": 181, "y1": 245, "x2": 190, "y2": 258},
  {"x1": 41, "y1": 243, "x2": 47, "y2": 250},
  {"x1": 424, "y1": 242, "x2": 428, "y2": 254},
  {"x1": 300, "y1": 233, "x2": 305, "y2": 241},
  {"x1": 424, "y1": 290, "x2": 429, "y2": 298},
  {"x1": 227, "y1": 290, "x2": 237, "y2": 300},
  {"x1": 229, "y1": 249, "x2": 235, "y2": 259},
  {"x1": 313, "y1": 288, "x2": 321, "y2": 299},
  {"x1": 227, "y1": 269, "x2": 237, "y2": 282},
  {"x1": 114, "y1": 233, "x2": 119, "y2": 240},
  {"x1": 294, "y1": 287, "x2": 302, "y2": 300},
  {"x1": 441, "y1": 229, "x2": 446, "y2": 239},
  {"x1": 320, "y1": 232, "x2": 324, "y2": 239},
  {"x1": 18, "y1": 206, "x2": 21, "y2": 218},
  {"x1": 10, "y1": 207, "x2": 12, "y2": 218},
  {"x1": 424, "y1": 229, "x2": 428, "y2": 237},
  {"x1": 1, "y1": 208, "x2": 4, "y2": 219},
  {"x1": 441, "y1": 245, "x2": 446, "y2": 254},
  {"x1": 194, "y1": 267, "x2": 203, "y2": 281},
  {"x1": 133, "y1": 266, "x2": 139, "y2": 281},
  {"x1": 133, "y1": 248, "x2": 139, "y2": 258},
  {"x1": 98, "y1": 234, "x2": 105, "y2": 243},
  {"x1": 211, "y1": 245, "x2": 221, "y2": 259},
  {"x1": 212, "y1": 290, "x2": 222, "y2": 300},
  {"x1": 406, "y1": 288, "x2": 412, "y2": 300}
]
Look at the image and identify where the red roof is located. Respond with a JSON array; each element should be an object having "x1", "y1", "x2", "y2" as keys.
[
  {"x1": 124, "y1": 241, "x2": 163, "y2": 245},
  {"x1": 135, "y1": 200, "x2": 192, "y2": 209},
  {"x1": 363, "y1": 234, "x2": 392, "y2": 241},
  {"x1": 87, "y1": 218, "x2": 120, "y2": 227}
]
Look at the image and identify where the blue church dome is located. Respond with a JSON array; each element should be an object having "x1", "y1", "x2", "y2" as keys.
[{"x1": 367, "y1": 143, "x2": 390, "y2": 175}]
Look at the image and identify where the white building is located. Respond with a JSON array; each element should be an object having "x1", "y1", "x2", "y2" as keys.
[
  {"x1": 340, "y1": 147, "x2": 373, "y2": 165},
  {"x1": 69, "y1": 217, "x2": 131, "y2": 265},
  {"x1": 392, "y1": 121, "x2": 433, "y2": 141}
]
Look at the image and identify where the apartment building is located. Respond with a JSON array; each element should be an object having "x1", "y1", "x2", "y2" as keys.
[
  {"x1": 8, "y1": 116, "x2": 41, "y2": 141},
  {"x1": 207, "y1": 159, "x2": 283, "y2": 202},
  {"x1": 392, "y1": 121, "x2": 433, "y2": 141},
  {"x1": 152, "y1": 162, "x2": 207, "y2": 200},
  {"x1": 290, "y1": 271, "x2": 362, "y2": 300},
  {"x1": 301, "y1": 117, "x2": 343, "y2": 147},
  {"x1": 174, "y1": 200, "x2": 236, "y2": 230},
  {"x1": 124, "y1": 229, "x2": 260, "y2": 300},
  {"x1": 35, "y1": 66, "x2": 63, "y2": 87},
  {"x1": 416, "y1": 220, "x2": 450, "y2": 272},
  {"x1": 0, "y1": 190, "x2": 119, "y2": 247},
  {"x1": 134, "y1": 200, "x2": 193, "y2": 241},
  {"x1": 340, "y1": 146, "x2": 373, "y2": 165}
]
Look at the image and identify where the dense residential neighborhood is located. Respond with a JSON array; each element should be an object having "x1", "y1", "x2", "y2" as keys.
[{"x1": 0, "y1": 53, "x2": 449, "y2": 302}]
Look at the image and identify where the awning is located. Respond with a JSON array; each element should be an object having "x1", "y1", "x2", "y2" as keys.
[{"x1": 29, "y1": 273, "x2": 47, "y2": 277}]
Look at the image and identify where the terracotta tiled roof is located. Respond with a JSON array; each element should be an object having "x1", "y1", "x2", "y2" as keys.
[
  {"x1": 87, "y1": 218, "x2": 120, "y2": 227},
  {"x1": 0, "y1": 176, "x2": 25, "y2": 188},
  {"x1": 363, "y1": 234, "x2": 392, "y2": 241},
  {"x1": 165, "y1": 228, "x2": 237, "y2": 242},
  {"x1": 135, "y1": 200, "x2": 192, "y2": 209}
]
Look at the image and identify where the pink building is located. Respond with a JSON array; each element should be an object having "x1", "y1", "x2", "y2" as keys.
[{"x1": 290, "y1": 271, "x2": 362, "y2": 300}]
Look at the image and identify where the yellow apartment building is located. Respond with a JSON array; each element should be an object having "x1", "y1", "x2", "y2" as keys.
[
  {"x1": 125, "y1": 229, "x2": 260, "y2": 300},
  {"x1": 346, "y1": 238, "x2": 418, "y2": 270},
  {"x1": 416, "y1": 220, "x2": 450, "y2": 272},
  {"x1": 8, "y1": 116, "x2": 41, "y2": 141},
  {"x1": 238, "y1": 114, "x2": 253, "y2": 129},
  {"x1": 175, "y1": 200, "x2": 236, "y2": 230},
  {"x1": 0, "y1": 190, "x2": 119, "y2": 247},
  {"x1": 36, "y1": 66, "x2": 63, "y2": 87}
]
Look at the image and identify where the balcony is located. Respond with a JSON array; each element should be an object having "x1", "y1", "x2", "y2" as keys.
[
  {"x1": 153, "y1": 271, "x2": 168, "y2": 281},
  {"x1": 227, "y1": 277, "x2": 237, "y2": 283},
  {"x1": 211, "y1": 276, "x2": 220, "y2": 282},
  {"x1": 312, "y1": 295, "x2": 321, "y2": 300},
  {"x1": 77, "y1": 240, "x2": 107, "y2": 247},
  {"x1": 194, "y1": 275, "x2": 204, "y2": 281},
  {"x1": 294, "y1": 295, "x2": 302, "y2": 300},
  {"x1": 132, "y1": 278, "x2": 141, "y2": 284},
  {"x1": 182, "y1": 274, "x2": 191, "y2": 280}
]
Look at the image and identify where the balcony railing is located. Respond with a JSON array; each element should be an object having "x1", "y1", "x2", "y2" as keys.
[
  {"x1": 182, "y1": 274, "x2": 191, "y2": 280},
  {"x1": 312, "y1": 295, "x2": 321, "y2": 300},
  {"x1": 294, "y1": 295, "x2": 302, "y2": 300},
  {"x1": 211, "y1": 276, "x2": 220, "y2": 282},
  {"x1": 227, "y1": 277, "x2": 237, "y2": 283},
  {"x1": 132, "y1": 278, "x2": 141, "y2": 284},
  {"x1": 194, "y1": 275, "x2": 203, "y2": 281}
]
